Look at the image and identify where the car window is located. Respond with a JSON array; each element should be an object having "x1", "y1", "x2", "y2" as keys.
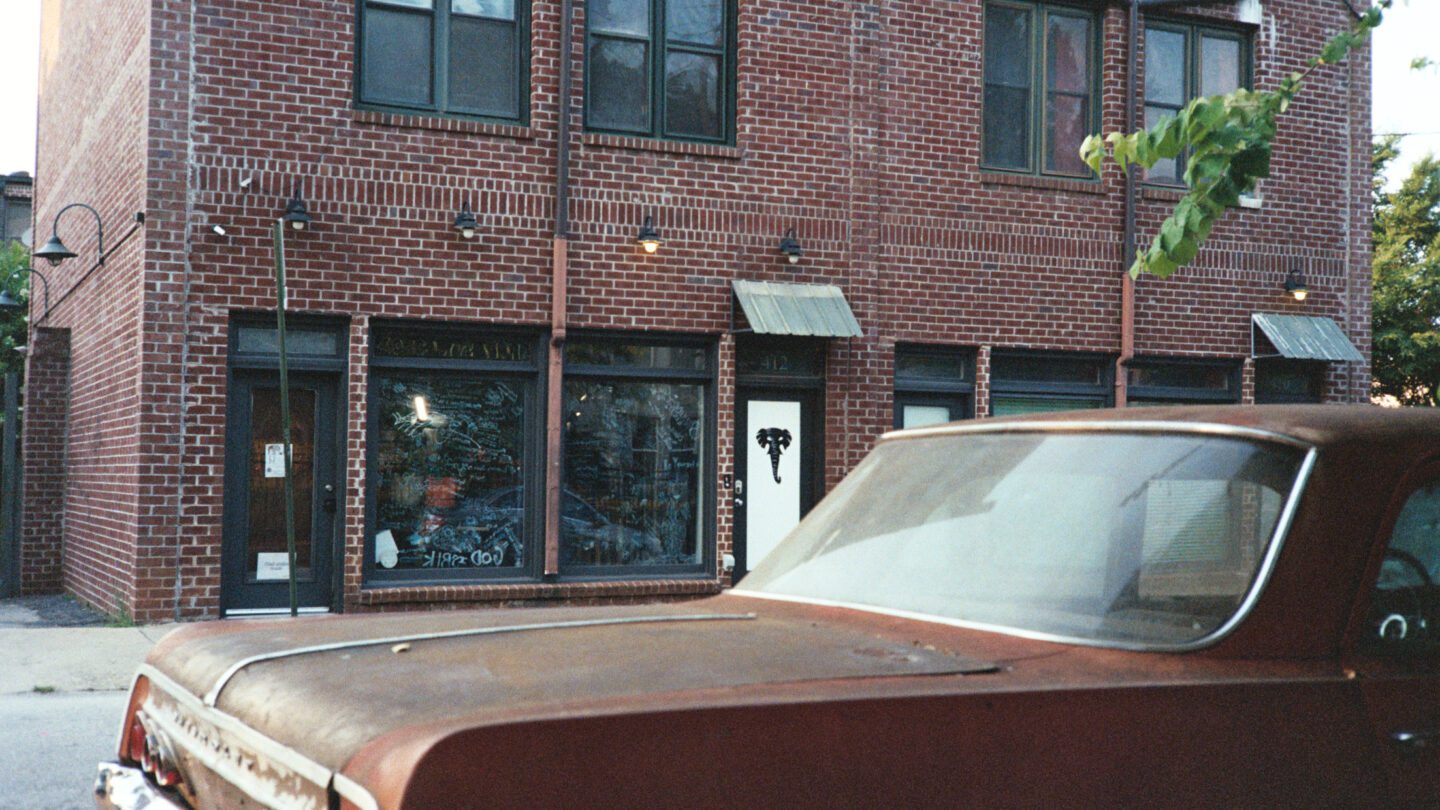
[{"x1": 1368, "y1": 481, "x2": 1440, "y2": 651}]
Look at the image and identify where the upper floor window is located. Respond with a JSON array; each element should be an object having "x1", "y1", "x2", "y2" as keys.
[
  {"x1": 982, "y1": 1, "x2": 1097, "y2": 178},
  {"x1": 585, "y1": 0, "x2": 735, "y2": 143},
  {"x1": 357, "y1": 0, "x2": 529, "y2": 122},
  {"x1": 1144, "y1": 21, "x2": 1249, "y2": 185}
]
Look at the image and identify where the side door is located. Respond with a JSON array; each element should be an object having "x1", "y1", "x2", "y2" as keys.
[
  {"x1": 221, "y1": 371, "x2": 342, "y2": 614},
  {"x1": 733, "y1": 386, "x2": 821, "y2": 580},
  {"x1": 1350, "y1": 461, "x2": 1440, "y2": 805}
]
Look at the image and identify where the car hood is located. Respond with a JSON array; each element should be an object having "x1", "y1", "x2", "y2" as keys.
[{"x1": 144, "y1": 597, "x2": 997, "y2": 772}]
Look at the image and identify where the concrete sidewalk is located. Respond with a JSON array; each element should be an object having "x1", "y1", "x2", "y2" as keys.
[{"x1": 0, "y1": 595, "x2": 180, "y2": 695}]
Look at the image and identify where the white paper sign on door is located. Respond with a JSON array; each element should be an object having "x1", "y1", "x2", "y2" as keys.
[
  {"x1": 264, "y1": 444, "x2": 287, "y2": 478},
  {"x1": 746, "y1": 400, "x2": 801, "y2": 570},
  {"x1": 255, "y1": 552, "x2": 290, "y2": 581}
]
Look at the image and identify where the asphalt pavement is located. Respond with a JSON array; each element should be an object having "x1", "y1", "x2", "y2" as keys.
[{"x1": 0, "y1": 595, "x2": 179, "y2": 809}]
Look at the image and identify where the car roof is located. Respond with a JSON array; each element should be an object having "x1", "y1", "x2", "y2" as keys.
[{"x1": 882, "y1": 404, "x2": 1440, "y2": 452}]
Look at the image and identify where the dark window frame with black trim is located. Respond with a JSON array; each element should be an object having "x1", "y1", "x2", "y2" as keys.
[
  {"x1": 893, "y1": 345, "x2": 976, "y2": 429},
  {"x1": 1142, "y1": 18, "x2": 1252, "y2": 186},
  {"x1": 363, "y1": 322, "x2": 547, "y2": 586},
  {"x1": 1254, "y1": 359, "x2": 1326, "y2": 404},
  {"x1": 561, "y1": 332, "x2": 717, "y2": 579},
  {"x1": 355, "y1": 0, "x2": 531, "y2": 124},
  {"x1": 981, "y1": 0, "x2": 1101, "y2": 179},
  {"x1": 584, "y1": 0, "x2": 737, "y2": 144},
  {"x1": 1126, "y1": 357, "x2": 1241, "y2": 407},
  {"x1": 989, "y1": 350, "x2": 1115, "y2": 416}
]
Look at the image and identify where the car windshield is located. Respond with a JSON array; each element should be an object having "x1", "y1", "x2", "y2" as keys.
[{"x1": 738, "y1": 430, "x2": 1308, "y2": 648}]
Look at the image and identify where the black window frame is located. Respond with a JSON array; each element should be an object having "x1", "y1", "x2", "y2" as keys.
[
  {"x1": 981, "y1": 0, "x2": 1101, "y2": 179},
  {"x1": 355, "y1": 0, "x2": 532, "y2": 125},
  {"x1": 583, "y1": 0, "x2": 738, "y2": 145},
  {"x1": 560, "y1": 331, "x2": 717, "y2": 579},
  {"x1": 989, "y1": 350, "x2": 1115, "y2": 416},
  {"x1": 363, "y1": 321, "x2": 547, "y2": 587},
  {"x1": 1254, "y1": 359, "x2": 1327, "y2": 404},
  {"x1": 1126, "y1": 357, "x2": 1241, "y2": 406},
  {"x1": 1142, "y1": 18, "x2": 1252, "y2": 187},
  {"x1": 893, "y1": 345, "x2": 976, "y2": 429}
]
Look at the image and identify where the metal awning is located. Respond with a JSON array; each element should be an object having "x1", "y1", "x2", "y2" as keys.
[
  {"x1": 731, "y1": 280, "x2": 863, "y2": 338},
  {"x1": 1251, "y1": 313, "x2": 1363, "y2": 362}
]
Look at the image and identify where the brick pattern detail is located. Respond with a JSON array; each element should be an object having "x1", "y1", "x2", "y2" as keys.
[
  {"x1": 19, "y1": 328, "x2": 70, "y2": 595},
  {"x1": 32, "y1": 0, "x2": 1372, "y2": 620}
]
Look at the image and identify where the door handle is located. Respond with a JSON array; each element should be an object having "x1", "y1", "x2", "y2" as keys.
[
  {"x1": 322, "y1": 483, "x2": 337, "y2": 513},
  {"x1": 734, "y1": 497, "x2": 744, "y2": 509},
  {"x1": 1391, "y1": 730, "x2": 1440, "y2": 753}
]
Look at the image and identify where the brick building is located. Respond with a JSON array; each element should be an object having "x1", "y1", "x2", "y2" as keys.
[{"x1": 24, "y1": 0, "x2": 1371, "y2": 621}]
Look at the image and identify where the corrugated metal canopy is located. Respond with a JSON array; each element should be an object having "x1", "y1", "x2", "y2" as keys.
[
  {"x1": 732, "y1": 280, "x2": 863, "y2": 338},
  {"x1": 1252, "y1": 313, "x2": 1363, "y2": 362}
]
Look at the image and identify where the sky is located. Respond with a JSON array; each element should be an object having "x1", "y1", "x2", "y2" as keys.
[{"x1": 0, "y1": 0, "x2": 1434, "y2": 184}]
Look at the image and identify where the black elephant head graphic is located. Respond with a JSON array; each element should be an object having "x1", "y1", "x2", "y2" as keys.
[{"x1": 756, "y1": 427, "x2": 792, "y2": 484}]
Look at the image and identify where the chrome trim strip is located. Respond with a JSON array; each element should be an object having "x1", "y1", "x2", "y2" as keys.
[
  {"x1": 333, "y1": 772, "x2": 381, "y2": 810},
  {"x1": 224, "y1": 607, "x2": 332, "y2": 617},
  {"x1": 880, "y1": 419, "x2": 1315, "y2": 450},
  {"x1": 205, "y1": 613, "x2": 756, "y2": 706},
  {"x1": 733, "y1": 447, "x2": 1319, "y2": 655},
  {"x1": 139, "y1": 664, "x2": 347, "y2": 804}
]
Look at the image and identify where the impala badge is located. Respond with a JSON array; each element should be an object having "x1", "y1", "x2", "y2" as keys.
[{"x1": 756, "y1": 428, "x2": 792, "y2": 484}]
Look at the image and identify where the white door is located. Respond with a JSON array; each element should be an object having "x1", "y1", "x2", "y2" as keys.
[{"x1": 741, "y1": 398, "x2": 804, "y2": 573}]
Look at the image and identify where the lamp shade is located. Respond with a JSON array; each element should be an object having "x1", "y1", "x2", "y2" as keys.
[
  {"x1": 636, "y1": 215, "x2": 662, "y2": 253},
  {"x1": 0, "y1": 290, "x2": 23, "y2": 311},
  {"x1": 283, "y1": 184, "x2": 312, "y2": 230},
  {"x1": 33, "y1": 235, "x2": 77, "y2": 266}
]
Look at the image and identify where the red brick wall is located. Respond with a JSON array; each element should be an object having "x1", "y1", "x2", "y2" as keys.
[
  {"x1": 30, "y1": 0, "x2": 151, "y2": 616},
  {"x1": 36, "y1": 0, "x2": 1372, "y2": 619},
  {"x1": 19, "y1": 327, "x2": 69, "y2": 594}
]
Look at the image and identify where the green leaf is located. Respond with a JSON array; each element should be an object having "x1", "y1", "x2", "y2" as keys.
[{"x1": 1160, "y1": 218, "x2": 1184, "y2": 252}]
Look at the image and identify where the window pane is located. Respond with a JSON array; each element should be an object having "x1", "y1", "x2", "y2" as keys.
[
  {"x1": 373, "y1": 0, "x2": 433, "y2": 7},
  {"x1": 1128, "y1": 363, "x2": 1234, "y2": 391},
  {"x1": 373, "y1": 330, "x2": 534, "y2": 363},
  {"x1": 902, "y1": 405, "x2": 953, "y2": 429},
  {"x1": 1046, "y1": 13, "x2": 1089, "y2": 94},
  {"x1": 567, "y1": 340, "x2": 707, "y2": 371},
  {"x1": 992, "y1": 354, "x2": 1104, "y2": 385},
  {"x1": 1144, "y1": 105, "x2": 1180, "y2": 183},
  {"x1": 362, "y1": 7, "x2": 433, "y2": 106},
  {"x1": 991, "y1": 395, "x2": 1102, "y2": 416},
  {"x1": 983, "y1": 85, "x2": 1030, "y2": 169},
  {"x1": 896, "y1": 349, "x2": 970, "y2": 383},
  {"x1": 563, "y1": 381, "x2": 705, "y2": 568},
  {"x1": 588, "y1": 37, "x2": 650, "y2": 131},
  {"x1": 236, "y1": 326, "x2": 342, "y2": 356},
  {"x1": 667, "y1": 0, "x2": 723, "y2": 46},
  {"x1": 590, "y1": 0, "x2": 649, "y2": 35},
  {"x1": 1201, "y1": 35, "x2": 1242, "y2": 97},
  {"x1": 665, "y1": 51, "x2": 721, "y2": 139},
  {"x1": 374, "y1": 375, "x2": 528, "y2": 571},
  {"x1": 1369, "y1": 482, "x2": 1440, "y2": 649},
  {"x1": 1045, "y1": 93, "x2": 1088, "y2": 174},
  {"x1": 452, "y1": 0, "x2": 513, "y2": 18},
  {"x1": 1144, "y1": 27, "x2": 1185, "y2": 106},
  {"x1": 984, "y1": 5, "x2": 1031, "y2": 88},
  {"x1": 450, "y1": 17, "x2": 518, "y2": 117}
]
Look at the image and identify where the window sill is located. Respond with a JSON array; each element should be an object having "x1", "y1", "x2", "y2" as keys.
[
  {"x1": 980, "y1": 171, "x2": 1105, "y2": 195},
  {"x1": 582, "y1": 132, "x2": 743, "y2": 160},
  {"x1": 352, "y1": 109, "x2": 534, "y2": 140},
  {"x1": 1141, "y1": 185, "x2": 1186, "y2": 202},
  {"x1": 355, "y1": 576, "x2": 725, "y2": 606}
]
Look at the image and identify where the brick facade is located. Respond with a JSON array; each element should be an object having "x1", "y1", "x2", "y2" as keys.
[{"x1": 30, "y1": 0, "x2": 1372, "y2": 621}]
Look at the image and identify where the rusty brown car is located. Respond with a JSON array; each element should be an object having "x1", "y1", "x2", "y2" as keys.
[{"x1": 96, "y1": 406, "x2": 1440, "y2": 808}]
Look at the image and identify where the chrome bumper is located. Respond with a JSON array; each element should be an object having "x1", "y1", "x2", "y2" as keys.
[{"x1": 94, "y1": 762, "x2": 185, "y2": 810}]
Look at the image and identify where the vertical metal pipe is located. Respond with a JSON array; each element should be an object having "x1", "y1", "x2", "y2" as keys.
[
  {"x1": 273, "y1": 221, "x2": 299, "y2": 616},
  {"x1": 545, "y1": 0, "x2": 576, "y2": 576},
  {"x1": 1, "y1": 373, "x2": 18, "y2": 597},
  {"x1": 1117, "y1": 0, "x2": 1139, "y2": 407}
]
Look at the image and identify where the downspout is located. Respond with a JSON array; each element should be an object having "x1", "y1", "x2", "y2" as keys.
[
  {"x1": 544, "y1": 0, "x2": 576, "y2": 577},
  {"x1": 1116, "y1": 0, "x2": 1139, "y2": 407}
]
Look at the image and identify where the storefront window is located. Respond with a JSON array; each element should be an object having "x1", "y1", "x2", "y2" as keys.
[
  {"x1": 367, "y1": 326, "x2": 540, "y2": 581},
  {"x1": 563, "y1": 337, "x2": 712, "y2": 574},
  {"x1": 990, "y1": 351, "x2": 1113, "y2": 416},
  {"x1": 373, "y1": 374, "x2": 528, "y2": 570}
]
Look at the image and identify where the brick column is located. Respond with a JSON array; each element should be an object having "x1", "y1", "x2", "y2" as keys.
[{"x1": 19, "y1": 327, "x2": 71, "y2": 594}]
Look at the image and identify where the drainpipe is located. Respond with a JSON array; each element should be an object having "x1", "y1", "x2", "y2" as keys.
[
  {"x1": 544, "y1": 0, "x2": 576, "y2": 577},
  {"x1": 1116, "y1": 0, "x2": 1139, "y2": 407}
]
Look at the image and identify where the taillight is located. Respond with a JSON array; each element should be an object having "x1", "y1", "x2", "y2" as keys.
[
  {"x1": 129, "y1": 712, "x2": 184, "y2": 791},
  {"x1": 125, "y1": 715, "x2": 147, "y2": 764}
]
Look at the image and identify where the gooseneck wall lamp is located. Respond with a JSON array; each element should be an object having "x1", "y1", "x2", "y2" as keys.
[
  {"x1": 0, "y1": 266, "x2": 51, "y2": 322},
  {"x1": 33, "y1": 202, "x2": 106, "y2": 267},
  {"x1": 1284, "y1": 268, "x2": 1309, "y2": 302},
  {"x1": 454, "y1": 200, "x2": 479, "y2": 239},
  {"x1": 283, "y1": 183, "x2": 312, "y2": 230},
  {"x1": 779, "y1": 227, "x2": 803, "y2": 264},
  {"x1": 636, "y1": 214, "x2": 662, "y2": 254}
]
